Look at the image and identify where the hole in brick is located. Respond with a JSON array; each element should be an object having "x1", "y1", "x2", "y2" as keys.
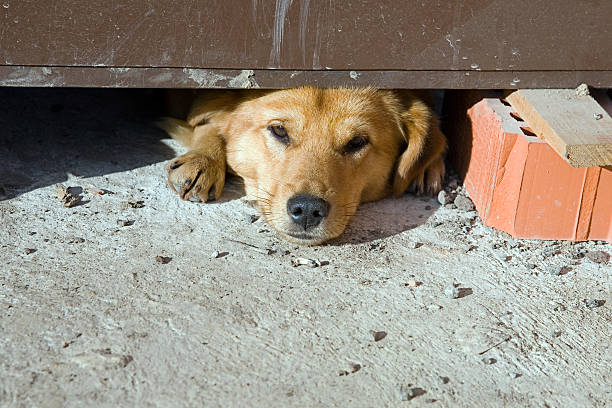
[
  {"x1": 509, "y1": 111, "x2": 524, "y2": 122},
  {"x1": 520, "y1": 126, "x2": 537, "y2": 137},
  {"x1": 500, "y1": 98, "x2": 511, "y2": 106}
]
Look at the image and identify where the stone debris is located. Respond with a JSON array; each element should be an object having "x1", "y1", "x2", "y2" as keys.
[
  {"x1": 407, "y1": 241, "x2": 422, "y2": 249},
  {"x1": 245, "y1": 214, "x2": 260, "y2": 223},
  {"x1": 211, "y1": 251, "x2": 229, "y2": 259},
  {"x1": 55, "y1": 183, "x2": 81, "y2": 208},
  {"x1": 291, "y1": 257, "x2": 322, "y2": 268},
  {"x1": 122, "y1": 200, "x2": 145, "y2": 209},
  {"x1": 437, "y1": 190, "x2": 453, "y2": 205},
  {"x1": 575, "y1": 83, "x2": 590, "y2": 97},
  {"x1": 372, "y1": 331, "x2": 387, "y2": 342},
  {"x1": 84, "y1": 188, "x2": 109, "y2": 195},
  {"x1": 445, "y1": 285, "x2": 460, "y2": 299},
  {"x1": 155, "y1": 255, "x2": 172, "y2": 264},
  {"x1": 398, "y1": 386, "x2": 426, "y2": 401},
  {"x1": 454, "y1": 195, "x2": 475, "y2": 212},
  {"x1": 438, "y1": 376, "x2": 450, "y2": 385},
  {"x1": 584, "y1": 299, "x2": 604, "y2": 309}
]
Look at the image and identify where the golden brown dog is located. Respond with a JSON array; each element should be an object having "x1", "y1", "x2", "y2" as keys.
[{"x1": 159, "y1": 87, "x2": 446, "y2": 245}]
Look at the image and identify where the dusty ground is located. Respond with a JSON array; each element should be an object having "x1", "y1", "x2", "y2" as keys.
[{"x1": 0, "y1": 89, "x2": 610, "y2": 408}]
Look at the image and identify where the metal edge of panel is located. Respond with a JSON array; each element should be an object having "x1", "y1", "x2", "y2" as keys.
[{"x1": 1, "y1": 66, "x2": 611, "y2": 89}]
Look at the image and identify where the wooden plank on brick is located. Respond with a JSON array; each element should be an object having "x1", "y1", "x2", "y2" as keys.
[{"x1": 507, "y1": 89, "x2": 612, "y2": 167}]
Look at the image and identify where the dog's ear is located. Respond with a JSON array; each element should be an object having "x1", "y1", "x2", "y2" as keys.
[{"x1": 392, "y1": 95, "x2": 447, "y2": 196}]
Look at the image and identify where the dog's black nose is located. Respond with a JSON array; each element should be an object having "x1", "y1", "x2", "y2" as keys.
[{"x1": 287, "y1": 194, "x2": 330, "y2": 231}]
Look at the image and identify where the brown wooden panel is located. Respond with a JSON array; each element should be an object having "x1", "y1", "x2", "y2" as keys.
[
  {"x1": 1, "y1": 66, "x2": 611, "y2": 89},
  {"x1": 1, "y1": 0, "x2": 610, "y2": 71}
]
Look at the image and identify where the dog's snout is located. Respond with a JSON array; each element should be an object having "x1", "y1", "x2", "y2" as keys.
[{"x1": 287, "y1": 194, "x2": 330, "y2": 230}]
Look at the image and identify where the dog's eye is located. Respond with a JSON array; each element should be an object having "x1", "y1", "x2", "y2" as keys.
[
  {"x1": 343, "y1": 135, "x2": 369, "y2": 154},
  {"x1": 267, "y1": 124, "x2": 290, "y2": 145}
]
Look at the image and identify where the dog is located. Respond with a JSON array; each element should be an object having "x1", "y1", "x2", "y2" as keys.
[{"x1": 158, "y1": 87, "x2": 446, "y2": 245}]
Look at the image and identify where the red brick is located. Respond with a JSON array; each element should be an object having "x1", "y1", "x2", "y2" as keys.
[{"x1": 455, "y1": 97, "x2": 611, "y2": 242}]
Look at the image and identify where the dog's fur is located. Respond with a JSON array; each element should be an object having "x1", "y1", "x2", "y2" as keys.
[{"x1": 159, "y1": 87, "x2": 446, "y2": 245}]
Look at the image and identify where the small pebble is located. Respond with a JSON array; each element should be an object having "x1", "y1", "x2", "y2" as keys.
[
  {"x1": 245, "y1": 214, "x2": 260, "y2": 223},
  {"x1": 55, "y1": 183, "x2": 81, "y2": 208},
  {"x1": 291, "y1": 257, "x2": 321, "y2": 268},
  {"x1": 372, "y1": 331, "x2": 387, "y2": 342},
  {"x1": 405, "y1": 280, "x2": 420, "y2": 287},
  {"x1": 122, "y1": 200, "x2": 145, "y2": 209},
  {"x1": 454, "y1": 195, "x2": 475, "y2": 211},
  {"x1": 24, "y1": 248, "x2": 36, "y2": 255},
  {"x1": 575, "y1": 83, "x2": 589, "y2": 96},
  {"x1": 210, "y1": 251, "x2": 229, "y2": 259},
  {"x1": 444, "y1": 285, "x2": 460, "y2": 299},
  {"x1": 398, "y1": 386, "x2": 426, "y2": 401},
  {"x1": 438, "y1": 376, "x2": 450, "y2": 385},
  {"x1": 482, "y1": 357, "x2": 497, "y2": 365},
  {"x1": 84, "y1": 188, "x2": 107, "y2": 195},
  {"x1": 584, "y1": 299, "x2": 604, "y2": 308},
  {"x1": 155, "y1": 256, "x2": 172, "y2": 264},
  {"x1": 437, "y1": 190, "x2": 452, "y2": 205},
  {"x1": 116, "y1": 219, "x2": 133, "y2": 227},
  {"x1": 407, "y1": 241, "x2": 422, "y2": 249}
]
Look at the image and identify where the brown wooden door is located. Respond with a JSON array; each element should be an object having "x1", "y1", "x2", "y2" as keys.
[{"x1": 1, "y1": 0, "x2": 611, "y2": 88}]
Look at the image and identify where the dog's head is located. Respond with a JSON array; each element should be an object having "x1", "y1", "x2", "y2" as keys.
[{"x1": 220, "y1": 87, "x2": 445, "y2": 245}]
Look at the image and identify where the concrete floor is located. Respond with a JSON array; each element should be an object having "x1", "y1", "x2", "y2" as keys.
[{"x1": 0, "y1": 89, "x2": 610, "y2": 407}]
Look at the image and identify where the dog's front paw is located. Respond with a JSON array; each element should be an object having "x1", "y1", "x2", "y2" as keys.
[
  {"x1": 408, "y1": 156, "x2": 446, "y2": 196},
  {"x1": 165, "y1": 151, "x2": 226, "y2": 202}
]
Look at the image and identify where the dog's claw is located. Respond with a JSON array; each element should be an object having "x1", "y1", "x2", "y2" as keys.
[
  {"x1": 208, "y1": 185, "x2": 217, "y2": 201},
  {"x1": 166, "y1": 151, "x2": 225, "y2": 203}
]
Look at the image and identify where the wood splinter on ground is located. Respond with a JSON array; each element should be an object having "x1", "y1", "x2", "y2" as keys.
[{"x1": 507, "y1": 86, "x2": 612, "y2": 167}]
